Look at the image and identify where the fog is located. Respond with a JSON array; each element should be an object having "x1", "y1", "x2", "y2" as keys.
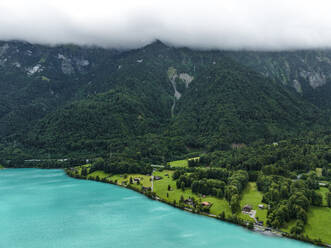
[{"x1": 1, "y1": 0, "x2": 331, "y2": 50}]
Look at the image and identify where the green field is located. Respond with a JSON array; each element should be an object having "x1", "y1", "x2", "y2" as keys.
[
  {"x1": 316, "y1": 168, "x2": 323, "y2": 177},
  {"x1": 110, "y1": 174, "x2": 152, "y2": 188},
  {"x1": 239, "y1": 182, "x2": 268, "y2": 224},
  {"x1": 153, "y1": 170, "x2": 232, "y2": 217},
  {"x1": 168, "y1": 160, "x2": 188, "y2": 168},
  {"x1": 317, "y1": 187, "x2": 329, "y2": 207},
  {"x1": 168, "y1": 157, "x2": 201, "y2": 168},
  {"x1": 0, "y1": 164, "x2": 4, "y2": 169},
  {"x1": 304, "y1": 207, "x2": 331, "y2": 244},
  {"x1": 281, "y1": 191, "x2": 331, "y2": 245},
  {"x1": 76, "y1": 167, "x2": 232, "y2": 217},
  {"x1": 88, "y1": 170, "x2": 110, "y2": 180},
  {"x1": 74, "y1": 167, "x2": 266, "y2": 220}
]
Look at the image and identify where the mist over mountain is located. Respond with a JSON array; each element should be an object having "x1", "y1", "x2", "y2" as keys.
[{"x1": 1, "y1": 0, "x2": 331, "y2": 50}]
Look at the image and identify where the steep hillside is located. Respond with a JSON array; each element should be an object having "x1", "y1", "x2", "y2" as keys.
[
  {"x1": 171, "y1": 61, "x2": 323, "y2": 149},
  {"x1": 0, "y1": 41, "x2": 118, "y2": 138},
  {"x1": 226, "y1": 50, "x2": 331, "y2": 108},
  {"x1": 19, "y1": 47, "x2": 326, "y2": 159},
  {"x1": 0, "y1": 40, "x2": 330, "y2": 160}
]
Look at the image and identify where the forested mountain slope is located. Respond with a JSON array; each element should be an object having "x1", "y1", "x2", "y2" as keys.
[
  {"x1": 171, "y1": 61, "x2": 323, "y2": 149},
  {"x1": 226, "y1": 50, "x2": 331, "y2": 108},
  {"x1": 0, "y1": 40, "x2": 330, "y2": 160},
  {"x1": 0, "y1": 40, "x2": 118, "y2": 138}
]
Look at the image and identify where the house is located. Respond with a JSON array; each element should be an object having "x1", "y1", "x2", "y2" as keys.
[
  {"x1": 184, "y1": 198, "x2": 194, "y2": 206},
  {"x1": 154, "y1": 176, "x2": 163, "y2": 181},
  {"x1": 243, "y1": 205, "x2": 253, "y2": 212},
  {"x1": 142, "y1": 186, "x2": 151, "y2": 191},
  {"x1": 258, "y1": 204, "x2": 265, "y2": 209},
  {"x1": 257, "y1": 221, "x2": 264, "y2": 226},
  {"x1": 201, "y1": 201, "x2": 211, "y2": 207},
  {"x1": 133, "y1": 178, "x2": 140, "y2": 182}
]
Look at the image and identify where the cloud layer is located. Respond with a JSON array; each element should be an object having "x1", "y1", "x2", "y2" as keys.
[{"x1": 1, "y1": 0, "x2": 331, "y2": 50}]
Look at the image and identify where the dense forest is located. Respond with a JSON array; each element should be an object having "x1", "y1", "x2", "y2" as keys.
[
  {"x1": 171, "y1": 131, "x2": 331, "y2": 235},
  {"x1": 0, "y1": 40, "x2": 331, "y2": 162}
]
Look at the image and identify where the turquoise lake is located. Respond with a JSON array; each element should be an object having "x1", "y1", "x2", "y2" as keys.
[{"x1": 0, "y1": 169, "x2": 316, "y2": 248}]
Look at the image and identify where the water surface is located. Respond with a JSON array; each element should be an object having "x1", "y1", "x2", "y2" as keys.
[{"x1": 0, "y1": 169, "x2": 315, "y2": 248}]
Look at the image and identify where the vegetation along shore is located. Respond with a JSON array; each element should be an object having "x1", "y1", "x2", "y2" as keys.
[{"x1": 65, "y1": 140, "x2": 331, "y2": 247}]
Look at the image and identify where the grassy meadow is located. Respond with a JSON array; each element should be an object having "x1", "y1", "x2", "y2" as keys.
[
  {"x1": 168, "y1": 159, "x2": 188, "y2": 168},
  {"x1": 304, "y1": 207, "x2": 331, "y2": 244},
  {"x1": 317, "y1": 187, "x2": 329, "y2": 207},
  {"x1": 239, "y1": 182, "x2": 267, "y2": 224}
]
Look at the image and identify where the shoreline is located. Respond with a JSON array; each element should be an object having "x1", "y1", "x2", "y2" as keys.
[{"x1": 65, "y1": 169, "x2": 328, "y2": 247}]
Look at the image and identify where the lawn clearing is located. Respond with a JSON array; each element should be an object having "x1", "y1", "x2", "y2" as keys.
[
  {"x1": 106, "y1": 174, "x2": 152, "y2": 191},
  {"x1": 168, "y1": 157, "x2": 200, "y2": 168},
  {"x1": 281, "y1": 206, "x2": 331, "y2": 244},
  {"x1": 168, "y1": 159, "x2": 188, "y2": 168},
  {"x1": 153, "y1": 170, "x2": 232, "y2": 217},
  {"x1": 316, "y1": 187, "x2": 329, "y2": 207},
  {"x1": 88, "y1": 170, "x2": 110, "y2": 180},
  {"x1": 304, "y1": 206, "x2": 331, "y2": 244},
  {"x1": 239, "y1": 182, "x2": 267, "y2": 224}
]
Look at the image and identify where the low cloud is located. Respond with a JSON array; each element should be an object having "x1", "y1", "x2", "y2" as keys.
[{"x1": 1, "y1": 0, "x2": 331, "y2": 50}]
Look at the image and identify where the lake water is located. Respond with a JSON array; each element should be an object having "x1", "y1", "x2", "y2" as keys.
[{"x1": 0, "y1": 169, "x2": 315, "y2": 248}]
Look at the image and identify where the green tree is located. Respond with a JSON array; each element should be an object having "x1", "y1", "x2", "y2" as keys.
[
  {"x1": 312, "y1": 191, "x2": 323, "y2": 206},
  {"x1": 219, "y1": 211, "x2": 225, "y2": 220},
  {"x1": 290, "y1": 220, "x2": 305, "y2": 235},
  {"x1": 327, "y1": 192, "x2": 331, "y2": 207},
  {"x1": 248, "y1": 222, "x2": 254, "y2": 230},
  {"x1": 230, "y1": 194, "x2": 240, "y2": 213},
  {"x1": 92, "y1": 157, "x2": 105, "y2": 171},
  {"x1": 81, "y1": 167, "x2": 88, "y2": 177},
  {"x1": 181, "y1": 182, "x2": 185, "y2": 191}
]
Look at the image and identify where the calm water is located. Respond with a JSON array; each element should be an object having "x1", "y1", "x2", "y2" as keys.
[{"x1": 0, "y1": 169, "x2": 315, "y2": 248}]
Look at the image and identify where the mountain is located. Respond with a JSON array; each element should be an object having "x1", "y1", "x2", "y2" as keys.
[
  {"x1": 225, "y1": 50, "x2": 331, "y2": 108},
  {"x1": 170, "y1": 61, "x2": 322, "y2": 148},
  {"x1": 0, "y1": 40, "x2": 120, "y2": 138},
  {"x1": 0, "y1": 40, "x2": 330, "y2": 160}
]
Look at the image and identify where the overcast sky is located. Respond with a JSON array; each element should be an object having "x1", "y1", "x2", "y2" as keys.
[{"x1": 1, "y1": 0, "x2": 331, "y2": 50}]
